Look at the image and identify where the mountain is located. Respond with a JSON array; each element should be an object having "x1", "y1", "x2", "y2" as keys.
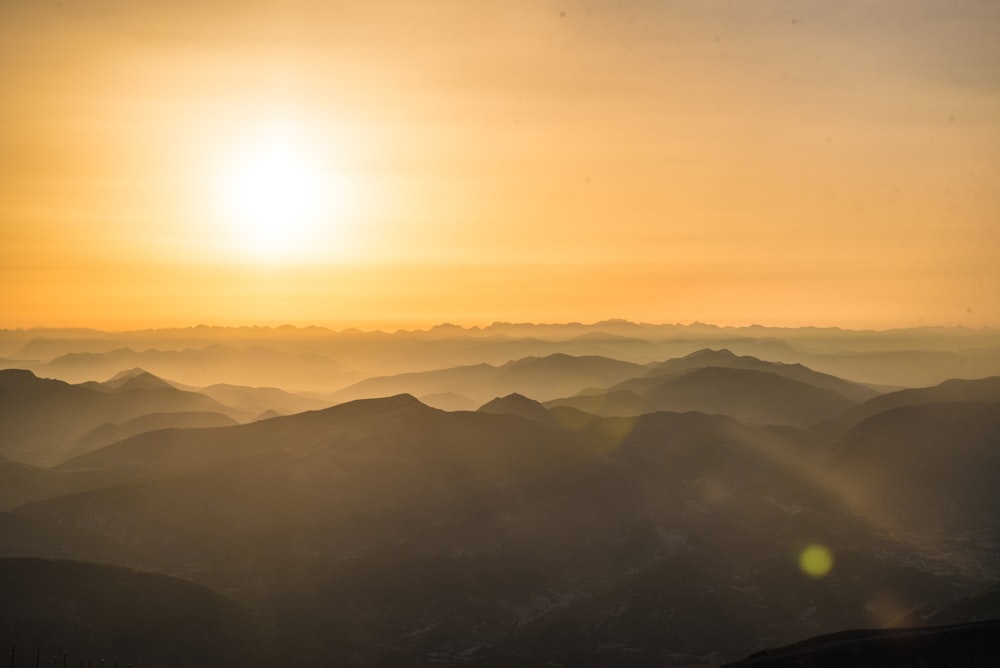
[
  {"x1": 0, "y1": 369, "x2": 240, "y2": 466},
  {"x1": 0, "y1": 512, "x2": 144, "y2": 563},
  {"x1": 102, "y1": 367, "x2": 177, "y2": 391},
  {"x1": 9, "y1": 396, "x2": 979, "y2": 665},
  {"x1": 478, "y1": 393, "x2": 557, "y2": 425},
  {"x1": 418, "y1": 391, "x2": 478, "y2": 411},
  {"x1": 0, "y1": 456, "x2": 58, "y2": 510},
  {"x1": 822, "y1": 376, "x2": 1000, "y2": 436},
  {"x1": 198, "y1": 382, "x2": 330, "y2": 415},
  {"x1": 70, "y1": 411, "x2": 238, "y2": 455},
  {"x1": 894, "y1": 583, "x2": 1000, "y2": 628},
  {"x1": 825, "y1": 402, "x2": 1000, "y2": 544},
  {"x1": 26, "y1": 344, "x2": 357, "y2": 392},
  {"x1": 547, "y1": 366, "x2": 859, "y2": 428},
  {"x1": 649, "y1": 348, "x2": 880, "y2": 402},
  {"x1": 327, "y1": 354, "x2": 649, "y2": 405},
  {"x1": 723, "y1": 619, "x2": 1000, "y2": 667},
  {"x1": 0, "y1": 557, "x2": 271, "y2": 668}
]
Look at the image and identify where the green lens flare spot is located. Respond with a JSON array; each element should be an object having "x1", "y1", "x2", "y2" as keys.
[{"x1": 799, "y1": 544, "x2": 834, "y2": 578}]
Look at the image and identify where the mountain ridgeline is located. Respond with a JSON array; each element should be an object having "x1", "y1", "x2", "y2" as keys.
[{"x1": 0, "y1": 323, "x2": 998, "y2": 666}]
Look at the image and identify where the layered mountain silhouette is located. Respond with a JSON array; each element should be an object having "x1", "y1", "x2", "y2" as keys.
[
  {"x1": 0, "y1": 369, "x2": 243, "y2": 465},
  {"x1": 0, "y1": 558, "x2": 270, "y2": 667},
  {"x1": 824, "y1": 401, "x2": 1000, "y2": 553},
  {"x1": 652, "y1": 349, "x2": 879, "y2": 400},
  {"x1": 724, "y1": 619, "x2": 1000, "y2": 667},
  {"x1": 327, "y1": 353, "x2": 649, "y2": 405},
  {"x1": 70, "y1": 411, "x2": 238, "y2": 454},
  {"x1": 546, "y1": 358, "x2": 861, "y2": 427},
  {"x1": 24, "y1": 344, "x2": 358, "y2": 392},
  {"x1": 822, "y1": 375, "x2": 1000, "y2": 435},
  {"x1": 2, "y1": 328, "x2": 999, "y2": 665},
  {"x1": 4, "y1": 394, "x2": 987, "y2": 665},
  {"x1": 197, "y1": 382, "x2": 331, "y2": 416}
]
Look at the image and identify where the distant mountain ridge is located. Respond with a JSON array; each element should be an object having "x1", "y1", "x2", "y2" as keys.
[
  {"x1": 5, "y1": 391, "x2": 988, "y2": 665},
  {"x1": 328, "y1": 353, "x2": 649, "y2": 404},
  {"x1": 649, "y1": 348, "x2": 880, "y2": 402},
  {"x1": 0, "y1": 369, "x2": 241, "y2": 466},
  {"x1": 547, "y1": 360, "x2": 860, "y2": 427}
]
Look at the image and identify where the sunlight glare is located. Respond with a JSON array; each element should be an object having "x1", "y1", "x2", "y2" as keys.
[{"x1": 215, "y1": 122, "x2": 348, "y2": 262}]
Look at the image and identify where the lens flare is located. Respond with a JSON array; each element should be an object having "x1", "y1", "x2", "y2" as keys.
[{"x1": 799, "y1": 544, "x2": 834, "y2": 578}]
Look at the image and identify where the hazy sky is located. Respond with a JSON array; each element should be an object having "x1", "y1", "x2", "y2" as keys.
[{"x1": 2, "y1": 0, "x2": 998, "y2": 329}]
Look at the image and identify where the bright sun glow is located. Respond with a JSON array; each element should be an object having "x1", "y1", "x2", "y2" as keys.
[{"x1": 214, "y1": 123, "x2": 351, "y2": 262}]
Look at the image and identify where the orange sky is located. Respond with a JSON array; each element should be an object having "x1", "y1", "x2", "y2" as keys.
[{"x1": 1, "y1": 0, "x2": 998, "y2": 330}]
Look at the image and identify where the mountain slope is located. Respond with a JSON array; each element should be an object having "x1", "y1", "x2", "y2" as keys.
[
  {"x1": 823, "y1": 376, "x2": 1000, "y2": 435},
  {"x1": 9, "y1": 396, "x2": 977, "y2": 665},
  {"x1": 650, "y1": 348, "x2": 880, "y2": 402},
  {"x1": 548, "y1": 366, "x2": 858, "y2": 427},
  {"x1": 724, "y1": 619, "x2": 1000, "y2": 667},
  {"x1": 70, "y1": 411, "x2": 238, "y2": 456},
  {"x1": 0, "y1": 557, "x2": 270, "y2": 668},
  {"x1": 199, "y1": 382, "x2": 330, "y2": 415},
  {"x1": 0, "y1": 369, "x2": 240, "y2": 466},
  {"x1": 328, "y1": 354, "x2": 649, "y2": 404},
  {"x1": 826, "y1": 402, "x2": 1000, "y2": 532},
  {"x1": 29, "y1": 344, "x2": 357, "y2": 392}
]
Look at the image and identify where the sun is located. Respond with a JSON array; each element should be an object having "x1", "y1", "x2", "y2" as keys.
[{"x1": 214, "y1": 124, "x2": 343, "y2": 262}]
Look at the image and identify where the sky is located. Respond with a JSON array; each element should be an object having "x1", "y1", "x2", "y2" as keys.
[{"x1": 1, "y1": 0, "x2": 998, "y2": 330}]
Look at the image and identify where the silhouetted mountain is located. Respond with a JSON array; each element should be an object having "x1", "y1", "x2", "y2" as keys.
[
  {"x1": 103, "y1": 367, "x2": 177, "y2": 391},
  {"x1": 8, "y1": 323, "x2": 1000, "y2": 388},
  {"x1": 826, "y1": 402, "x2": 1000, "y2": 544},
  {"x1": 0, "y1": 558, "x2": 271, "y2": 668},
  {"x1": 823, "y1": 376, "x2": 1000, "y2": 436},
  {"x1": 328, "y1": 354, "x2": 649, "y2": 405},
  {"x1": 0, "y1": 457, "x2": 56, "y2": 510},
  {"x1": 9, "y1": 396, "x2": 977, "y2": 665},
  {"x1": 894, "y1": 583, "x2": 1000, "y2": 628},
  {"x1": 199, "y1": 382, "x2": 330, "y2": 415},
  {"x1": 548, "y1": 366, "x2": 858, "y2": 427},
  {"x1": 0, "y1": 512, "x2": 143, "y2": 564},
  {"x1": 0, "y1": 369, "x2": 240, "y2": 466},
  {"x1": 650, "y1": 349, "x2": 880, "y2": 402},
  {"x1": 478, "y1": 393, "x2": 556, "y2": 425},
  {"x1": 723, "y1": 619, "x2": 1000, "y2": 667},
  {"x1": 418, "y1": 391, "x2": 478, "y2": 411},
  {"x1": 70, "y1": 411, "x2": 238, "y2": 455},
  {"x1": 27, "y1": 344, "x2": 357, "y2": 392}
]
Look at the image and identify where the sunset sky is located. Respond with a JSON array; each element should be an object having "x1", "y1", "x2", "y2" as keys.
[{"x1": 2, "y1": 0, "x2": 998, "y2": 330}]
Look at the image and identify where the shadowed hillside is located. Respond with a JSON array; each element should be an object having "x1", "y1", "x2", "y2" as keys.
[
  {"x1": 0, "y1": 369, "x2": 242, "y2": 466},
  {"x1": 547, "y1": 366, "x2": 858, "y2": 427},
  {"x1": 723, "y1": 619, "x2": 1000, "y2": 667},
  {"x1": 0, "y1": 558, "x2": 271, "y2": 668},
  {"x1": 6, "y1": 396, "x2": 984, "y2": 665}
]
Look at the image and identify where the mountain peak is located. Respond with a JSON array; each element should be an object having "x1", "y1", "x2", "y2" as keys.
[
  {"x1": 0, "y1": 368, "x2": 41, "y2": 386},
  {"x1": 683, "y1": 348, "x2": 739, "y2": 361},
  {"x1": 102, "y1": 369, "x2": 173, "y2": 392},
  {"x1": 478, "y1": 393, "x2": 554, "y2": 424},
  {"x1": 105, "y1": 367, "x2": 153, "y2": 383}
]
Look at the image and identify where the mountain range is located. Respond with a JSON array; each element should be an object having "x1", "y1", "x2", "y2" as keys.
[{"x1": 1, "y1": 334, "x2": 998, "y2": 665}]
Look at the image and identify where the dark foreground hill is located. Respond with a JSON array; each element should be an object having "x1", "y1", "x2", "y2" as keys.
[
  {"x1": 0, "y1": 557, "x2": 270, "y2": 668},
  {"x1": 5, "y1": 395, "x2": 991, "y2": 666},
  {"x1": 723, "y1": 619, "x2": 1000, "y2": 667},
  {"x1": 826, "y1": 403, "x2": 1000, "y2": 529}
]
